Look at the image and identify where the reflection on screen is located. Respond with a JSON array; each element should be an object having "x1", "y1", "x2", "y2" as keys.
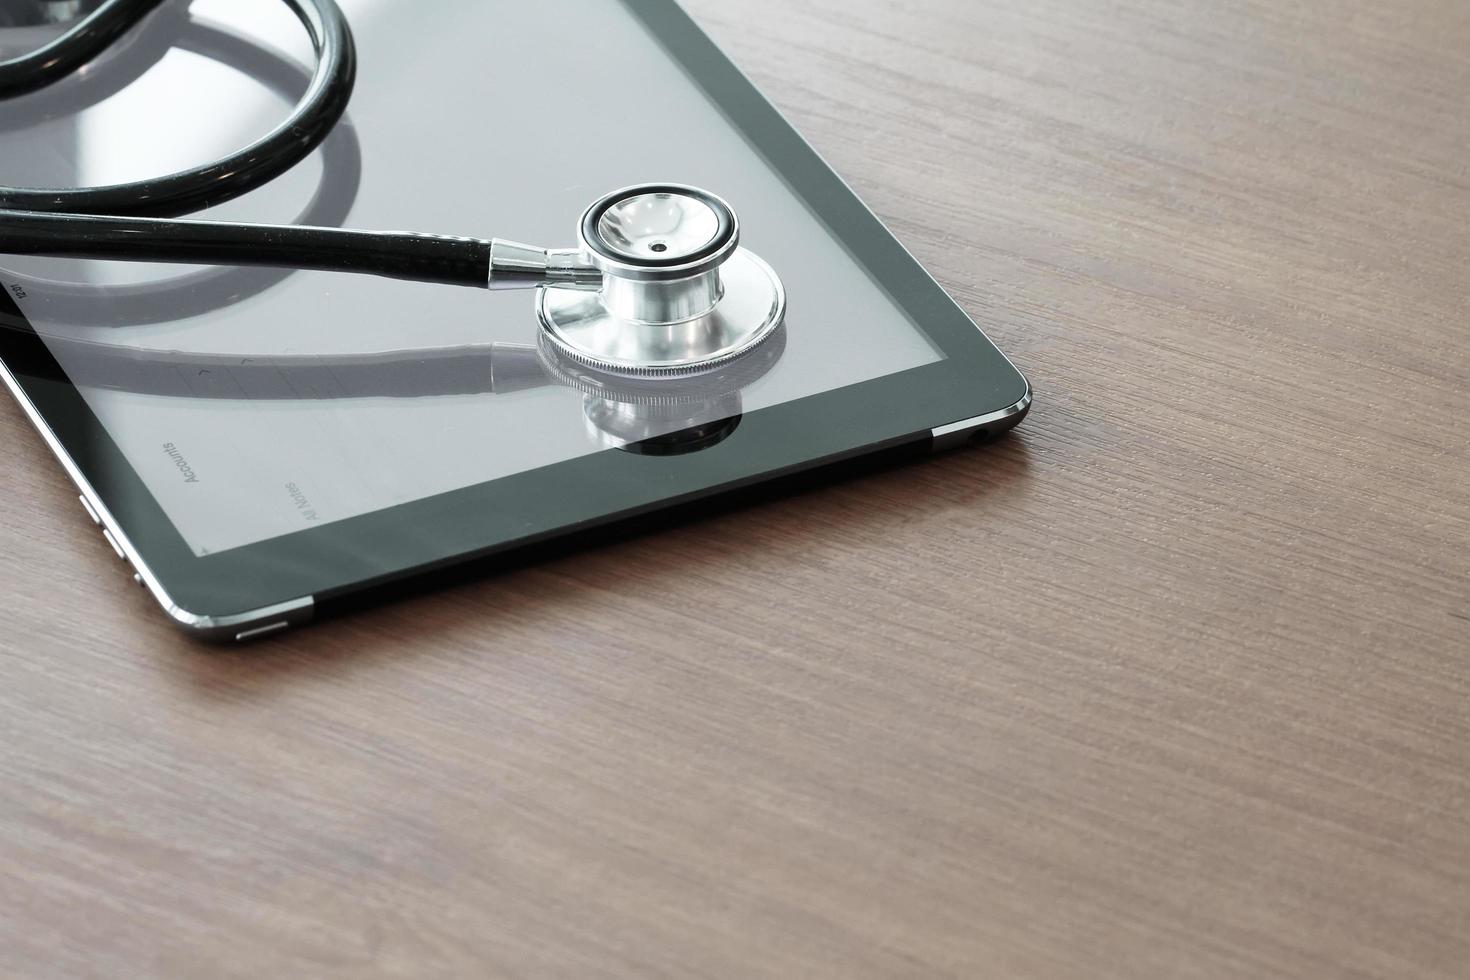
[{"x1": 0, "y1": 0, "x2": 941, "y2": 556}]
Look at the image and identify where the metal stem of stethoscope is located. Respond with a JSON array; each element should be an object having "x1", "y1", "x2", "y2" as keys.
[{"x1": 0, "y1": 0, "x2": 787, "y2": 379}]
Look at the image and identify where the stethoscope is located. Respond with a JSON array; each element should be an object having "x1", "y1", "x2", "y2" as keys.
[{"x1": 0, "y1": 0, "x2": 787, "y2": 380}]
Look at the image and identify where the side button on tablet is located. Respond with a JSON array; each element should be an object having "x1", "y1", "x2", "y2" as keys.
[
  {"x1": 235, "y1": 622, "x2": 290, "y2": 643},
  {"x1": 101, "y1": 528, "x2": 126, "y2": 561},
  {"x1": 79, "y1": 494, "x2": 102, "y2": 526}
]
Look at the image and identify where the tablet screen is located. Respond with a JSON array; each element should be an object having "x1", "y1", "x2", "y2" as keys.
[{"x1": 0, "y1": 0, "x2": 942, "y2": 556}]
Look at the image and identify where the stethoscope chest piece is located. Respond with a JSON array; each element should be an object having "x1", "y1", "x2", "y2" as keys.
[{"x1": 537, "y1": 184, "x2": 786, "y2": 378}]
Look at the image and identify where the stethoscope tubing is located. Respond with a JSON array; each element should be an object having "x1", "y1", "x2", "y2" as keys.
[{"x1": 0, "y1": 0, "x2": 493, "y2": 287}]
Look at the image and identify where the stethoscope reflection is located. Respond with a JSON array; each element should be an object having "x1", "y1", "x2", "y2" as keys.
[
  {"x1": 0, "y1": 9, "x2": 363, "y2": 326},
  {"x1": 34, "y1": 326, "x2": 787, "y2": 456},
  {"x1": 0, "y1": 2, "x2": 107, "y2": 29},
  {"x1": 538, "y1": 330, "x2": 785, "y2": 454}
]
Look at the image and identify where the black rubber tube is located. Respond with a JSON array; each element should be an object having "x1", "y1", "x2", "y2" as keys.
[
  {"x1": 0, "y1": 0, "x2": 492, "y2": 287},
  {"x1": 0, "y1": 15, "x2": 370, "y2": 326},
  {"x1": 1, "y1": 210, "x2": 493, "y2": 287}
]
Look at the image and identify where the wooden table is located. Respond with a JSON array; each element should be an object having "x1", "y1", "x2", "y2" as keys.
[{"x1": 4, "y1": 1, "x2": 1468, "y2": 976}]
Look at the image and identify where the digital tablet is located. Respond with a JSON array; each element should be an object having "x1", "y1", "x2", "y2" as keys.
[{"x1": 0, "y1": 0, "x2": 1031, "y2": 640}]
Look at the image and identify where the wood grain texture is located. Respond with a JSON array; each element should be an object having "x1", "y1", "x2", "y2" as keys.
[{"x1": 3, "y1": 1, "x2": 1469, "y2": 976}]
